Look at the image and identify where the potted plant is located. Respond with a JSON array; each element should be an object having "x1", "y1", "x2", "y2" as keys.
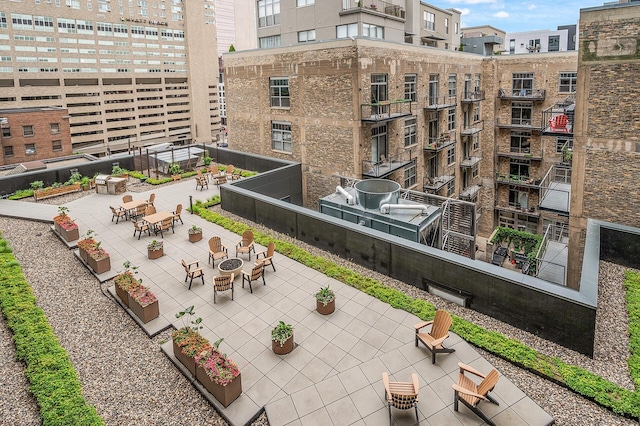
[
  {"x1": 86, "y1": 241, "x2": 111, "y2": 274},
  {"x1": 169, "y1": 162, "x2": 182, "y2": 181},
  {"x1": 114, "y1": 261, "x2": 141, "y2": 307},
  {"x1": 188, "y1": 225, "x2": 203, "y2": 243},
  {"x1": 147, "y1": 239, "x2": 164, "y2": 259},
  {"x1": 203, "y1": 155, "x2": 212, "y2": 167},
  {"x1": 77, "y1": 230, "x2": 97, "y2": 262},
  {"x1": 195, "y1": 338, "x2": 242, "y2": 407},
  {"x1": 128, "y1": 284, "x2": 159, "y2": 323},
  {"x1": 53, "y1": 206, "x2": 79, "y2": 241},
  {"x1": 172, "y1": 306, "x2": 210, "y2": 375},
  {"x1": 271, "y1": 321, "x2": 294, "y2": 355},
  {"x1": 315, "y1": 285, "x2": 336, "y2": 315}
]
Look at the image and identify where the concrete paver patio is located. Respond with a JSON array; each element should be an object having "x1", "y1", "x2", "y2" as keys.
[{"x1": 0, "y1": 179, "x2": 554, "y2": 426}]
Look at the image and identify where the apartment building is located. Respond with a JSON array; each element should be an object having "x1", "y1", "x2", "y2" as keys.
[
  {"x1": 505, "y1": 25, "x2": 577, "y2": 55},
  {"x1": 0, "y1": 0, "x2": 220, "y2": 156},
  {"x1": 256, "y1": 0, "x2": 460, "y2": 50},
  {"x1": 0, "y1": 106, "x2": 72, "y2": 166},
  {"x1": 460, "y1": 25, "x2": 505, "y2": 56},
  {"x1": 214, "y1": 0, "x2": 257, "y2": 53}
]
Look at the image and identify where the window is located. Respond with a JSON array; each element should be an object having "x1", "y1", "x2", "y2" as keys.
[
  {"x1": 52, "y1": 140, "x2": 62, "y2": 151},
  {"x1": 270, "y1": 77, "x2": 290, "y2": 108},
  {"x1": 428, "y1": 74, "x2": 438, "y2": 105},
  {"x1": 447, "y1": 108, "x2": 455, "y2": 131},
  {"x1": 57, "y1": 18, "x2": 76, "y2": 33},
  {"x1": 4, "y1": 146, "x2": 13, "y2": 157},
  {"x1": 444, "y1": 18, "x2": 449, "y2": 35},
  {"x1": 50, "y1": 123, "x2": 60, "y2": 134},
  {"x1": 371, "y1": 124, "x2": 387, "y2": 163},
  {"x1": 297, "y1": 0, "x2": 314, "y2": 5},
  {"x1": 363, "y1": 23, "x2": 383, "y2": 39},
  {"x1": 259, "y1": 35, "x2": 281, "y2": 48},
  {"x1": 0, "y1": 13, "x2": 7, "y2": 29},
  {"x1": 509, "y1": 39, "x2": 515, "y2": 54},
  {"x1": 510, "y1": 131, "x2": 531, "y2": 153},
  {"x1": 258, "y1": 0, "x2": 280, "y2": 28},
  {"x1": 447, "y1": 146, "x2": 455, "y2": 165},
  {"x1": 511, "y1": 102, "x2": 532, "y2": 126},
  {"x1": 272, "y1": 121, "x2": 291, "y2": 152},
  {"x1": 509, "y1": 159, "x2": 530, "y2": 178},
  {"x1": 447, "y1": 179, "x2": 455, "y2": 197},
  {"x1": 1, "y1": 127, "x2": 10, "y2": 138},
  {"x1": 23, "y1": 125, "x2": 34, "y2": 137},
  {"x1": 297, "y1": 29, "x2": 315, "y2": 43},
  {"x1": 448, "y1": 74, "x2": 456, "y2": 97},
  {"x1": 509, "y1": 189, "x2": 529, "y2": 209},
  {"x1": 404, "y1": 117, "x2": 416, "y2": 147},
  {"x1": 548, "y1": 35, "x2": 560, "y2": 52},
  {"x1": 472, "y1": 133, "x2": 479, "y2": 151},
  {"x1": 473, "y1": 104, "x2": 480, "y2": 122},
  {"x1": 34, "y1": 16, "x2": 55, "y2": 32},
  {"x1": 25, "y1": 143, "x2": 36, "y2": 155},
  {"x1": 337, "y1": 23, "x2": 357, "y2": 38},
  {"x1": 370, "y1": 74, "x2": 387, "y2": 116},
  {"x1": 472, "y1": 165, "x2": 479, "y2": 179},
  {"x1": 474, "y1": 74, "x2": 481, "y2": 92},
  {"x1": 424, "y1": 12, "x2": 435, "y2": 31},
  {"x1": 404, "y1": 74, "x2": 416, "y2": 102},
  {"x1": 404, "y1": 158, "x2": 417, "y2": 188},
  {"x1": 512, "y1": 73, "x2": 533, "y2": 94},
  {"x1": 528, "y1": 38, "x2": 541, "y2": 51},
  {"x1": 559, "y1": 72, "x2": 577, "y2": 93},
  {"x1": 454, "y1": 22, "x2": 459, "y2": 34},
  {"x1": 556, "y1": 137, "x2": 573, "y2": 153},
  {"x1": 12, "y1": 13, "x2": 34, "y2": 30}
]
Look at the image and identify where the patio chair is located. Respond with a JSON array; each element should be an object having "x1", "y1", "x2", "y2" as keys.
[
  {"x1": 241, "y1": 262, "x2": 265, "y2": 293},
  {"x1": 235, "y1": 230, "x2": 255, "y2": 260},
  {"x1": 172, "y1": 204, "x2": 183, "y2": 225},
  {"x1": 213, "y1": 173, "x2": 227, "y2": 186},
  {"x1": 131, "y1": 204, "x2": 147, "y2": 221},
  {"x1": 196, "y1": 175, "x2": 209, "y2": 191},
  {"x1": 208, "y1": 236, "x2": 229, "y2": 266},
  {"x1": 132, "y1": 220, "x2": 150, "y2": 239},
  {"x1": 452, "y1": 362, "x2": 500, "y2": 426},
  {"x1": 122, "y1": 194, "x2": 133, "y2": 203},
  {"x1": 382, "y1": 372, "x2": 420, "y2": 425},
  {"x1": 225, "y1": 164, "x2": 234, "y2": 179},
  {"x1": 256, "y1": 242, "x2": 276, "y2": 272},
  {"x1": 213, "y1": 274, "x2": 234, "y2": 303},
  {"x1": 231, "y1": 169, "x2": 242, "y2": 180},
  {"x1": 182, "y1": 259, "x2": 205, "y2": 290},
  {"x1": 146, "y1": 193, "x2": 155, "y2": 207},
  {"x1": 110, "y1": 206, "x2": 127, "y2": 224},
  {"x1": 549, "y1": 114, "x2": 569, "y2": 132},
  {"x1": 155, "y1": 217, "x2": 174, "y2": 238},
  {"x1": 145, "y1": 205, "x2": 156, "y2": 216},
  {"x1": 414, "y1": 309, "x2": 455, "y2": 364},
  {"x1": 208, "y1": 164, "x2": 219, "y2": 180}
]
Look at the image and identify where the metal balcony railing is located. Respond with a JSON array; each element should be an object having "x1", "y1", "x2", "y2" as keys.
[
  {"x1": 360, "y1": 99, "x2": 413, "y2": 123},
  {"x1": 424, "y1": 94, "x2": 457, "y2": 110},
  {"x1": 362, "y1": 151, "x2": 411, "y2": 179},
  {"x1": 460, "y1": 120, "x2": 484, "y2": 136},
  {"x1": 461, "y1": 90, "x2": 485, "y2": 103},
  {"x1": 497, "y1": 88, "x2": 546, "y2": 100},
  {"x1": 341, "y1": 0, "x2": 406, "y2": 19},
  {"x1": 423, "y1": 164, "x2": 455, "y2": 192},
  {"x1": 460, "y1": 150, "x2": 482, "y2": 168},
  {"x1": 495, "y1": 172, "x2": 541, "y2": 188},
  {"x1": 496, "y1": 118, "x2": 542, "y2": 131},
  {"x1": 541, "y1": 102, "x2": 575, "y2": 136},
  {"x1": 423, "y1": 130, "x2": 456, "y2": 152}
]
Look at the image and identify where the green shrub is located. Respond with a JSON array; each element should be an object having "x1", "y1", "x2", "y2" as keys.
[
  {"x1": 30, "y1": 181, "x2": 44, "y2": 190},
  {"x1": 9, "y1": 189, "x2": 34, "y2": 200}
]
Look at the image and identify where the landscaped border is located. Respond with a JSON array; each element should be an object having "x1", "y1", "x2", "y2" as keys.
[
  {"x1": 0, "y1": 233, "x2": 103, "y2": 426},
  {"x1": 192, "y1": 197, "x2": 640, "y2": 419}
]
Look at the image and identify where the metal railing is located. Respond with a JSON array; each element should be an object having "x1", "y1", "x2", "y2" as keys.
[
  {"x1": 341, "y1": 0, "x2": 406, "y2": 18},
  {"x1": 425, "y1": 94, "x2": 457, "y2": 110},
  {"x1": 360, "y1": 99, "x2": 413, "y2": 122},
  {"x1": 497, "y1": 88, "x2": 546, "y2": 100},
  {"x1": 461, "y1": 90, "x2": 485, "y2": 102},
  {"x1": 424, "y1": 129, "x2": 456, "y2": 151}
]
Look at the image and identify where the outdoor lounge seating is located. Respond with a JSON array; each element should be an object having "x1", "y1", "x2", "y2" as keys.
[
  {"x1": 212, "y1": 174, "x2": 227, "y2": 186},
  {"x1": 256, "y1": 242, "x2": 276, "y2": 272},
  {"x1": 414, "y1": 309, "x2": 455, "y2": 364},
  {"x1": 225, "y1": 164, "x2": 235, "y2": 179},
  {"x1": 208, "y1": 236, "x2": 228, "y2": 266},
  {"x1": 382, "y1": 372, "x2": 420, "y2": 425},
  {"x1": 172, "y1": 204, "x2": 183, "y2": 225},
  {"x1": 182, "y1": 259, "x2": 205, "y2": 290},
  {"x1": 110, "y1": 206, "x2": 127, "y2": 224},
  {"x1": 213, "y1": 274, "x2": 234, "y2": 303},
  {"x1": 549, "y1": 114, "x2": 569, "y2": 132},
  {"x1": 196, "y1": 175, "x2": 208, "y2": 191},
  {"x1": 491, "y1": 246, "x2": 508, "y2": 266},
  {"x1": 452, "y1": 362, "x2": 500, "y2": 426},
  {"x1": 132, "y1": 220, "x2": 150, "y2": 239},
  {"x1": 235, "y1": 230, "x2": 255, "y2": 260},
  {"x1": 241, "y1": 262, "x2": 265, "y2": 293}
]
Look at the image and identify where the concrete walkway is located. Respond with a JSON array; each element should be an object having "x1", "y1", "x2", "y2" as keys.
[{"x1": 0, "y1": 180, "x2": 554, "y2": 426}]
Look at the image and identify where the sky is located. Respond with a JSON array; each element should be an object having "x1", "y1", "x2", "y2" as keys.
[{"x1": 437, "y1": 0, "x2": 605, "y2": 33}]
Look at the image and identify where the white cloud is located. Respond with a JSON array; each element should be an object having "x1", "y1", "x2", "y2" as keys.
[
  {"x1": 458, "y1": 8, "x2": 471, "y2": 15},
  {"x1": 528, "y1": 3, "x2": 537, "y2": 10},
  {"x1": 492, "y1": 11, "x2": 510, "y2": 18},
  {"x1": 446, "y1": 0, "x2": 496, "y2": 5}
]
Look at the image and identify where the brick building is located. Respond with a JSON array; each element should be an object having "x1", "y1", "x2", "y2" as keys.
[{"x1": 0, "y1": 107, "x2": 72, "y2": 166}]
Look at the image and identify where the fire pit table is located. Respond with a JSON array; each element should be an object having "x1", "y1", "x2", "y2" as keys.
[{"x1": 218, "y1": 258, "x2": 244, "y2": 279}]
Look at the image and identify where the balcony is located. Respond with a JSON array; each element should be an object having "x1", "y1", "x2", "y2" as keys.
[
  {"x1": 538, "y1": 164, "x2": 571, "y2": 214},
  {"x1": 341, "y1": 0, "x2": 406, "y2": 20},
  {"x1": 460, "y1": 120, "x2": 484, "y2": 136},
  {"x1": 460, "y1": 150, "x2": 482, "y2": 168},
  {"x1": 423, "y1": 130, "x2": 456, "y2": 152},
  {"x1": 423, "y1": 174, "x2": 455, "y2": 193},
  {"x1": 494, "y1": 203, "x2": 540, "y2": 218},
  {"x1": 497, "y1": 147, "x2": 543, "y2": 161},
  {"x1": 424, "y1": 95, "x2": 457, "y2": 111},
  {"x1": 461, "y1": 90, "x2": 485, "y2": 103},
  {"x1": 361, "y1": 99, "x2": 413, "y2": 123},
  {"x1": 541, "y1": 101, "x2": 575, "y2": 136},
  {"x1": 460, "y1": 184, "x2": 481, "y2": 201},
  {"x1": 497, "y1": 88, "x2": 546, "y2": 101},
  {"x1": 495, "y1": 172, "x2": 541, "y2": 188},
  {"x1": 362, "y1": 153, "x2": 411, "y2": 179},
  {"x1": 496, "y1": 118, "x2": 542, "y2": 131}
]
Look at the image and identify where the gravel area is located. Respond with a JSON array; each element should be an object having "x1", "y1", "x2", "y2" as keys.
[{"x1": 0, "y1": 187, "x2": 636, "y2": 425}]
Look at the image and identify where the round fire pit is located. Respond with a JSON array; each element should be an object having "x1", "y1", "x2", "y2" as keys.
[{"x1": 218, "y1": 258, "x2": 244, "y2": 278}]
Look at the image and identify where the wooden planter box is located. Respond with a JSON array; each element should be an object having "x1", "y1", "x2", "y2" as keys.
[
  {"x1": 87, "y1": 255, "x2": 111, "y2": 274},
  {"x1": 115, "y1": 285, "x2": 129, "y2": 307},
  {"x1": 35, "y1": 183, "x2": 82, "y2": 201},
  {"x1": 317, "y1": 298, "x2": 335, "y2": 315},
  {"x1": 189, "y1": 232, "x2": 203, "y2": 243},
  {"x1": 196, "y1": 365, "x2": 242, "y2": 407},
  {"x1": 173, "y1": 340, "x2": 196, "y2": 376},
  {"x1": 129, "y1": 298, "x2": 159, "y2": 324},
  {"x1": 59, "y1": 226, "x2": 79, "y2": 242},
  {"x1": 148, "y1": 248, "x2": 163, "y2": 259},
  {"x1": 272, "y1": 335, "x2": 294, "y2": 355}
]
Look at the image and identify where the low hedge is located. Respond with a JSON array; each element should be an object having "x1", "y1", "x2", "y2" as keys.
[
  {"x1": 8, "y1": 189, "x2": 34, "y2": 200},
  {"x1": 192, "y1": 202, "x2": 640, "y2": 419},
  {"x1": 0, "y1": 234, "x2": 103, "y2": 426}
]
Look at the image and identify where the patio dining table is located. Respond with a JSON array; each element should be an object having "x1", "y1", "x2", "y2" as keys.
[
  {"x1": 142, "y1": 211, "x2": 174, "y2": 227},
  {"x1": 120, "y1": 199, "x2": 147, "y2": 221}
]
